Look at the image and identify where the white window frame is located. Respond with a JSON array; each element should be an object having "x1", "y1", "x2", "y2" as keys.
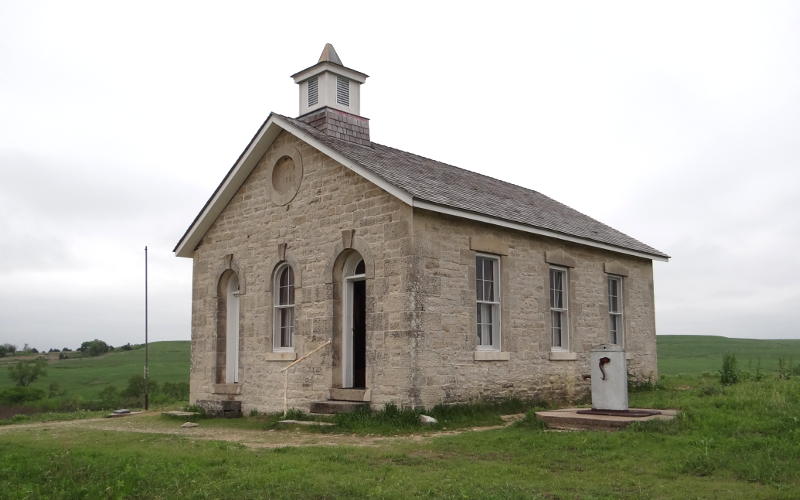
[
  {"x1": 608, "y1": 275, "x2": 624, "y2": 345},
  {"x1": 549, "y1": 266, "x2": 569, "y2": 352},
  {"x1": 273, "y1": 263, "x2": 295, "y2": 352},
  {"x1": 475, "y1": 254, "x2": 501, "y2": 351}
]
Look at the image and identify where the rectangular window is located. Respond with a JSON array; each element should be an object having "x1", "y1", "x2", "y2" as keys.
[
  {"x1": 549, "y1": 267, "x2": 568, "y2": 350},
  {"x1": 336, "y1": 75, "x2": 350, "y2": 106},
  {"x1": 476, "y1": 255, "x2": 500, "y2": 350},
  {"x1": 308, "y1": 77, "x2": 318, "y2": 106},
  {"x1": 608, "y1": 276, "x2": 623, "y2": 344}
]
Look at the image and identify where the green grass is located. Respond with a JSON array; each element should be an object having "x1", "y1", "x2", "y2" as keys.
[
  {"x1": 0, "y1": 341, "x2": 189, "y2": 400},
  {"x1": 658, "y1": 335, "x2": 800, "y2": 375},
  {"x1": 2, "y1": 336, "x2": 800, "y2": 497},
  {"x1": 1, "y1": 376, "x2": 798, "y2": 498}
]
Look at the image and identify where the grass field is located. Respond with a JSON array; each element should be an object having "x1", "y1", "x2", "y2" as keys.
[
  {"x1": 1, "y1": 376, "x2": 798, "y2": 498},
  {"x1": 658, "y1": 335, "x2": 800, "y2": 375},
  {"x1": 2, "y1": 336, "x2": 800, "y2": 498},
  {"x1": 0, "y1": 341, "x2": 189, "y2": 400}
]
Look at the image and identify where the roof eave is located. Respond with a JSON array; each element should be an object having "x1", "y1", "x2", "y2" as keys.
[
  {"x1": 411, "y1": 199, "x2": 670, "y2": 262},
  {"x1": 291, "y1": 61, "x2": 368, "y2": 83}
]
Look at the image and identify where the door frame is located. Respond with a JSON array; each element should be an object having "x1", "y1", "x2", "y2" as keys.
[{"x1": 341, "y1": 261, "x2": 366, "y2": 388}]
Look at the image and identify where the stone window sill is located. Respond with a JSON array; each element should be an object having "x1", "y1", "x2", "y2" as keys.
[
  {"x1": 265, "y1": 352, "x2": 297, "y2": 361},
  {"x1": 213, "y1": 383, "x2": 241, "y2": 395},
  {"x1": 549, "y1": 351, "x2": 578, "y2": 361},
  {"x1": 474, "y1": 351, "x2": 510, "y2": 361}
]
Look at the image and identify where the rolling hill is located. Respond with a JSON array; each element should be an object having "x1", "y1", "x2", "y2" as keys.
[
  {"x1": 657, "y1": 335, "x2": 800, "y2": 375},
  {"x1": 0, "y1": 341, "x2": 189, "y2": 399}
]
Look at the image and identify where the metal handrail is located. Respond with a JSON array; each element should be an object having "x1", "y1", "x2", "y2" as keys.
[{"x1": 280, "y1": 339, "x2": 331, "y2": 416}]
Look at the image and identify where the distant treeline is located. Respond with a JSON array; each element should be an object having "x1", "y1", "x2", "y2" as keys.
[{"x1": 0, "y1": 339, "x2": 143, "y2": 358}]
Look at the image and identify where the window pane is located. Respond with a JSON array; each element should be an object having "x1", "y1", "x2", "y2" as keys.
[
  {"x1": 610, "y1": 316, "x2": 618, "y2": 344},
  {"x1": 484, "y1": 280, "x2": 494, "y2": 302},
  {"x1": 608, "y1": 277, "x2": 620, "y2": 313},
  {"x1": 552, "y1": 311, "x2": 562, "y2": 347},
  {"x1": 280, "y1": 307, "x2": 294, "y2": 347},
  {"x1": 549, "y1": 269, "x2": 564, "y2": 308},
  {"x1": 476, "y1": 304, "x2": 482, "y2": 339},
  {"x1": 476, "y1": 257, "x2": 485, "y2": 281}
]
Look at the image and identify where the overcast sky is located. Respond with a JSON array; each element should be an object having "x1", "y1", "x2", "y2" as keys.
[{"x1": 1, "y1": 1, "x2": 798, "y2": 349}]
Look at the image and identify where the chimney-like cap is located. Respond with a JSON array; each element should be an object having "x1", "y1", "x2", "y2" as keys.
[
  {"x1": 318, "y1": 43, "x2": 343, "y2": 65},
  {"x1": 291, "y1": 44, "x2": 368, "y2": 83}
]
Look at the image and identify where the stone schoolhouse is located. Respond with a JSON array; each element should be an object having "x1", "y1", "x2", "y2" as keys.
[{"x1": 174, "y1": 45, "x2": 668, "y2": 414}]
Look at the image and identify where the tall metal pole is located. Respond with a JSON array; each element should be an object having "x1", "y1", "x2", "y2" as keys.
[{"x1": 144, "y1": 245, "x2": 149, "y2": 411}]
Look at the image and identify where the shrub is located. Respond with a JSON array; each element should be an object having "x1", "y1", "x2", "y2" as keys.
[
  {"x1": 78, "y1": 339, "x2": 111, "y2": 357},
  {"x1": 121, "y1": 375, "x2": 158, "y2": 407},
  {"x1": 719, "y1": 353, "x2": 739, "y2": 385},
  {"x1": 0, "y1": 343, "x2": 17, "y2": 357},
  {"x1": 160, "y1": 382, "x2": 189, "y2": 402},
  {"x1": 0, "y1": 386, "x2": 45, "y2": 404},
  {"x1": 8, "y1": 358, "x2": 47, "y2": 387},
  {"x1": 777, "y1": 358, "x2": 795, "y2": 380},
  {"x1": 98, "y1": 386, "x2": 121, "y2": 409},
  {"x1": 48, "y1": 382, "x2": 66, "y2": 398}
]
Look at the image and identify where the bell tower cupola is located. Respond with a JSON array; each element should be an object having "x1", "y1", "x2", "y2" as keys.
[
  {"x1": 291, "y1": 44, "x2": 371, "y2": 146},
  {"x1": 291, "y1": 43, "x2": 368, "y2": 117}
]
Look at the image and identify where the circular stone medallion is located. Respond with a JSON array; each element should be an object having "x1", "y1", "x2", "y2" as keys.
[{"x1": 266, "y1": 146, "x2": 303, "y2": 205}]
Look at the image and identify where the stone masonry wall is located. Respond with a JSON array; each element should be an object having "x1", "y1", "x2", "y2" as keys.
[
  {"x1": 407, "y1": 209, "x2": 658, "y2": 409},
  {"x1": 189, "y1": 131, "x2": 415, "y2": 414},
  {"x1": 188, "y1": 130, "x2": 659, "y2": 413}
]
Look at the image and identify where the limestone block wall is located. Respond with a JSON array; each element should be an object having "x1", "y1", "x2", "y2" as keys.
[
  {"x1": 189, "y1": 131, "x2": 415, "y2": 414},
  {"x1": 407, "y1": 209, "x2": 658, "y2": 409}
]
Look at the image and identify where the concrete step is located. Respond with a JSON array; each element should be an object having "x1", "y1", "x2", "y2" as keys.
[
  {"x1": 309, "y1": 400, "x2": 370, "y2": 414},
  {"x1": 329, "y1": 388, "x2": 371, "y2": 402}
]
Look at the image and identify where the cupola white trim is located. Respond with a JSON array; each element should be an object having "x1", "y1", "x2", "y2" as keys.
[{"x1": 291, "y1": 44, "x2": 368, "y2": 116}]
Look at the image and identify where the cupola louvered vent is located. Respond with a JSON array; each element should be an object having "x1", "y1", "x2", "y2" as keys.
[
  {"x1": 308, "y1": 76, "x2": 318, "y2": 106},
  {"x1": 336, "y1": 76, "x2": 350, "y2": 106}
]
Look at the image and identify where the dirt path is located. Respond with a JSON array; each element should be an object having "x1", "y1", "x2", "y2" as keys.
[{"x1": 0, "y1": 413, "x2": 525, "y2": 449}]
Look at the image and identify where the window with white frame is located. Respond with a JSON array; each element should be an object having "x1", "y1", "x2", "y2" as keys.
[
  {"x1": 608, "y1": 275, "x2": 623, "y2": 344},
  {"x1": 549, "y1": 266, "x2": 569, "y2": 350},
  {"x1": 273, "y1": 264, "x2": 295, "y2": 350},
  {"x1": 476, "y1": 255, "x2": 500, "y2": 350}
]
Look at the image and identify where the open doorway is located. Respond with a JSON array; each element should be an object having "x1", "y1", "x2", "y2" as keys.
[{"x1": 343, "y1": 256, "x2": 366, "y2": 389}]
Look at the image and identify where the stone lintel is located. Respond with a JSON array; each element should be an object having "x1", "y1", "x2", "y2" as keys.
[
  {"x1": 545, "y1": 249, "x2": 576, "y2": 268},
  {"x1": 470, "y1": 234, "x2": 508, "y2": 255},
  {"x1": 604, "y1": 261, "x2": 629, "y2": 276}
]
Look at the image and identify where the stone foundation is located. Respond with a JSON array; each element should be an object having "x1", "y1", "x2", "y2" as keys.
[{"x1": 197, "y1": 400, "x2": 242, "y2": 418}]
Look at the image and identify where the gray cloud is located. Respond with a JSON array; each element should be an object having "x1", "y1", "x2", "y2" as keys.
[{"x1": 1, "y1": 1, "x2": 799, "y2": 349}]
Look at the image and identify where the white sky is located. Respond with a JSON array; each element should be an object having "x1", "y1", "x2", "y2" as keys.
[{"x1": 1, "y1": 1, "x2": 798, "y2": 349}]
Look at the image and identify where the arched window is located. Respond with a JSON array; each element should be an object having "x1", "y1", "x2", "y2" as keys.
[
  {"x1": 216, "y1": 270, "x2": 240, "y2": 384},
  {"x1": 273, "y1": 264, "x2": 295, "y2": 350}
]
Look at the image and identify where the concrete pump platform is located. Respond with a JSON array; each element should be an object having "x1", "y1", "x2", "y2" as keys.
[{"x1": 535, "y1": 408, "x2": 678, "y2": 431}]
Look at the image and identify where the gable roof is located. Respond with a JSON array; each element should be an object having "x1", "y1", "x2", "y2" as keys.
[{"x1": 174, "y1": 112, "x2": 669, "y2": 261}]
